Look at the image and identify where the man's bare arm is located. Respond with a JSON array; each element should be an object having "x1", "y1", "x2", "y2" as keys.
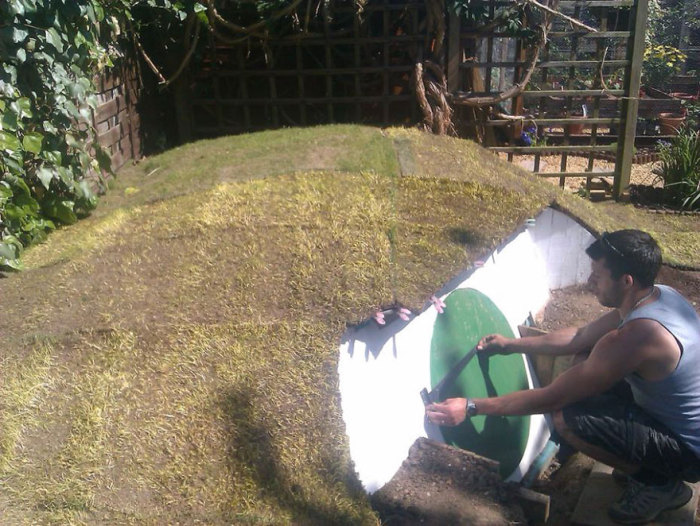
[
  {"x1": 427, "y1": 328, "x2": 640, "y2": 425},
  {"x1": 478, "y1": 309, "x2": 621, "y2": 357}
]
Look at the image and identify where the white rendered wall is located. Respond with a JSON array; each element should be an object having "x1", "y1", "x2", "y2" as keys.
[{"x1": 338, "y1": 207, "x2": 596, "y2": 493}]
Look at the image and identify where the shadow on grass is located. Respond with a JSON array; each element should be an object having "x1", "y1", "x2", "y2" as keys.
[
  {"x1": 219, "y1": 385, "x2": 365, "y2": 525},
  {"x1": 446, "y1": 227, "x2": 486, "y2": 247}
]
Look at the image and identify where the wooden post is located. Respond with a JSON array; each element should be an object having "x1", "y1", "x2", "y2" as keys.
[
  {"x1": 447, "y1": 11, "x2": 461, "y2": 93},
  {"x1": 614, "y1": 0, "x2": 649, "y2": 200}
]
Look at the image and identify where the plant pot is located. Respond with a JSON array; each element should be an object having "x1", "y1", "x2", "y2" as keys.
[
  {"x1": 566, "y1": 116, "x2": 585, "y2": 135},
  {"x1": 658, "y1": 113, "x2": 685, "y2": 135}
]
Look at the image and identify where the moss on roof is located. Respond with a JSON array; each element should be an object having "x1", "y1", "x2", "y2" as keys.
[{"x1": 0, "y1": 125, "x2": 697, "y2": 524}]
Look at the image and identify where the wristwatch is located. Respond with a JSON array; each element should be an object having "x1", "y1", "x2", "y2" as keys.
[{"x1": 466, "y1": 399, "x2": 478, "y2": 417}]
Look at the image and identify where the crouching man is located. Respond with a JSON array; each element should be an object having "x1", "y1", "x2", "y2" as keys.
[{"x1": 426, "y1": 229, "x2": 700, "y2": 524}]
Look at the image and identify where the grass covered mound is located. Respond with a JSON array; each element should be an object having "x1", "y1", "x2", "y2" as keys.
[{"x1": 0, "y1": 125, "x2": 697, "y2": 524}]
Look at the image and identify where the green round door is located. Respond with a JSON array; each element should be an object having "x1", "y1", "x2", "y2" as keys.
[{"x1": 430, "y1": 288, "x2": 530, "y2": 478}]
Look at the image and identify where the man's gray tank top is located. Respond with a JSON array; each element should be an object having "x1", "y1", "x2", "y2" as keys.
[{"x1": 620, "y1": 284, "x2": 700, "y2": 457}]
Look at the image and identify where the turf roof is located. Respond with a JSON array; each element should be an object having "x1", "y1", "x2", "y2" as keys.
[{"x1": 0, "y1": 125, "x2": 698, "y2": 524}]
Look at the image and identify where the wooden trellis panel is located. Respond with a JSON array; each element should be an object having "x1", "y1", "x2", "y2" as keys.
[
  {"x1": 187, "y1": 0, "x2": 429, "y2": 137},
  {"x1": 448, "y1": 0, "x2": 649, "y2": 198}
]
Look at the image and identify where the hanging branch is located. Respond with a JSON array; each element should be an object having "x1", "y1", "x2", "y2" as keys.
[
  {"x1": 133, "y1": 32, "x2": 166, "y2": 84},
  {"x1": 161, "y1": 15, "x2": 202, "y2": 88},
  {"x1": 206, "y1": 0, "x2": 305, "y2": 38},
  {"x1": 525, "y1": 0, "x2": 598, "y2": 32},
  {"x1": 132, "y1": 15, "x2": 203, "y2": 88}
]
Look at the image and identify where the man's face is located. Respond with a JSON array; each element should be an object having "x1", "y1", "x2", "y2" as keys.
[{"x1": 587, "y1": 258, "x2": 625, "y2": 308}]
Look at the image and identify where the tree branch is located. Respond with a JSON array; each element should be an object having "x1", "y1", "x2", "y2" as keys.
[
  {"x1": 525, "y1": 0, "x2": 598, "y2": 32},
  {"x1": 161, "y1": 15, "x2": 202, "y2": 88}
]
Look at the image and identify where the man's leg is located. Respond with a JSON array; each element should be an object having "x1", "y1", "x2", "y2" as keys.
[
  {"x1": 552, "y1": 410, "x2": 639, "y2": 474},
  {"x1": 552, "y1": 392, "x2": 698, "y2": 524}
]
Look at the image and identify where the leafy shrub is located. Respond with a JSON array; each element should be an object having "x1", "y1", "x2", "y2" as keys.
[
  {"x1": 642, "y1": 45, "x2": 686, "y2": 91},
  {"x1": 653, "y1": 127, "x2": 700, "y2": 210},
  {"x1": 0, "y1": 1, "x2": 116, "y2": 270}
]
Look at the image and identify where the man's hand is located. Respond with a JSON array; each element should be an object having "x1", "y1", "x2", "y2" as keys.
[
  {"x1": 426, "y1": 398, "x2": 467, "y2": 426},
  {"x1": 477, "y1": 333, "x2": 512, "y2": 355}
]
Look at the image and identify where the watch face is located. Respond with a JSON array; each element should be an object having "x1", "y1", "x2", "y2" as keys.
[{"x1": 467, "y1": 401, "x2": 477, "y2": 416}]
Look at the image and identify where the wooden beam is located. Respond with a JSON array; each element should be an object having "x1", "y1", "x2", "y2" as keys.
[{"x1": 613, "y1": 0, "x2": 648, "y2": 200}]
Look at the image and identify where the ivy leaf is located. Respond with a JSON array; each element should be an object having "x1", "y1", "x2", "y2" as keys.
[
  {"x1": 68, "y1": 82, "x2": 86, "y2": 98},
  {"x1": 45, "y1": 28, "x2": 64, "y2": 53},
  {"x1": 36, "y1": 166, "x2": 54, "y2": 189},
  {"x1": 0, "y1": 130, "x2": 21, "y2": 152},
  {"x1": 11, "y1": 26, "x2": 29, "y2": 43},
  {"x1": 65, "y1": 133, "x2": 79, "y2": 148},
  {"x1": 57, "y1": 166, "x2": 74, "y2": 185},
  {"x1": 41, "y1": 196, "x2": 77, "y2": 224},
  {"x1": 7, "y1": 174, "x2": 31, "y2": 196},
  {"x1": 0, "y1": 181, "x2": 12, "y2": 204},
  {"x1": 0, "y1": 241, "x2": 23, "y2": 271},
  {"x1": 22, "y1": 131, "x2": 43, "y2": 154},
  {"x1": 41, "y1": 149, "x2": 62, "y2": 165},
  {"x1": 7, "y1": 0, "x2": 25, "y2": 16},
  {"x1": 13, "y1": 97, "x2": 32, "y2": 119},
  {"x1": 42, "y1": 120, "x2": 58, "y2": 134},
  {"x1": 2, "y1": 109, "x2": 19, "y2": 132}
]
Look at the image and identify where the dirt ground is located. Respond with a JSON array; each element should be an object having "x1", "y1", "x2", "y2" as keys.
[{"x1": 533, "y1": 265, "x2": 700, "y2": 526}]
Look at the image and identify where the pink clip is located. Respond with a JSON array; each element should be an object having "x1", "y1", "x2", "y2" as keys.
[
  {"x1": 397, "y1": 307, "x2": 411, "y2": 321},
  {"x1": 474, "y1": 260, "x2": 485, "y2": 268},
  {"x1": 373, "y1": 311, "x2": 386, "y2": 325},
  {"x1": 430, "y1": 295, "x2": 446, "y2": 314}
]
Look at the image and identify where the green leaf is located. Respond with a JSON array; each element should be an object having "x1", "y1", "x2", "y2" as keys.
[
  {"x1": 41, "y1": 197, "x2": 77, "y2": 224},
  {"x1": 0, "y1": 182, "x2": 12, "y2": 205},
  {"x1": 14, "y1": 97, "x2": 32, "y2": 119},
  {"x1": 0, "y1": 130, "x2": 21, "y2": 151},
  {"x1": 56, "y1": 166, "x2": 74, "y2": 185},
  {"x1": 0, "y1": 240, "x2": 23, "y2": 270},
  {"x1": 41, "y1": 149, "x2": 62, "y2": 164},
  {"x1": 7, "y1": 0, "x2": 25, "y2": 16},
  {"x1": 22, "y1": 131, "x2": 43, "y2": 154},
  {"x1": 45, "y1": 28, "x2": 64, "y2": 53},
  {"x1": 68, "y1": 82, "x2": 86, "y2": 98},
  {"x1": 6, "y1": 174, "x2": 31, "y2": 196},
  {"x1": 2, "y1": 109, "x2": 19, "y2": 132},
  {"x1": 36, "y1": 166, "x2": 54, "y2": 189},
  {"x1": 65, "y1": 133, "x2": 79, "y2": 148},
  {"x1": 42, "y1": 120, "x2": 58, "y2": 134}
]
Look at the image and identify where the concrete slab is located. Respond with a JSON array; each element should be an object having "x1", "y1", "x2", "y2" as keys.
[{"x1": 571, "y1": 462, "x2": 699, "y2": 526}]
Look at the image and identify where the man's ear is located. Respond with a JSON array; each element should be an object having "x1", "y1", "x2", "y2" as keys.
[{"x1": 622, "y1": 274, "x2": 634, "y2": 288}]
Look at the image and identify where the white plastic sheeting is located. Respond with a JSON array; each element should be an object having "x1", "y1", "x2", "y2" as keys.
[{"x1": 338, "y1": 207, "x2": 596, "y2": 493}]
